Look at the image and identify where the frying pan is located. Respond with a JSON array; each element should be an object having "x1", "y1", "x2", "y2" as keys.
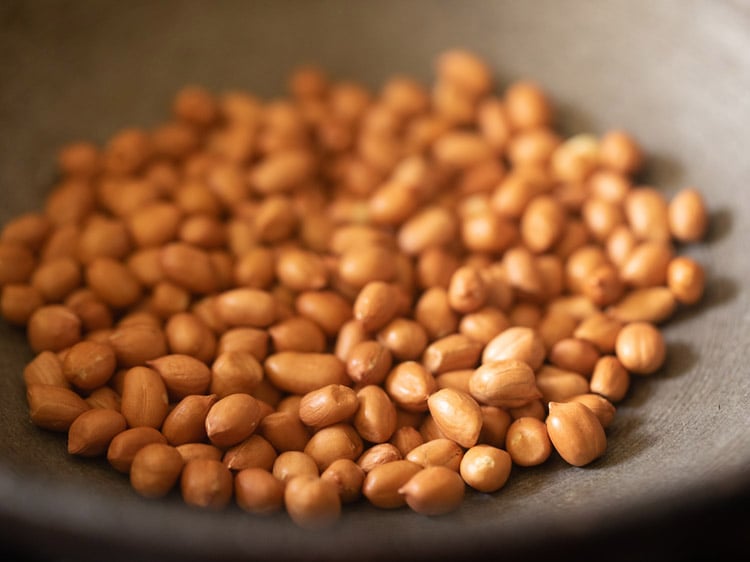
[{"x1": 1, "y1": 1, "x2": 748, "y2": 561}]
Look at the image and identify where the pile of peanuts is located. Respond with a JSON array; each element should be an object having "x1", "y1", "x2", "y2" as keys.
[{"x1": 0, "y1": 49, "x2": 708, "y2": 528}]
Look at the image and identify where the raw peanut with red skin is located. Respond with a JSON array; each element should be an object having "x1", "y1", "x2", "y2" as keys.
[
  {"x1": 505, "y1": 417, "x2": 552, "y2": 467},
  {"x1": 23, "y1": 351, "x2": 69, "y2": 388},
  {"x1": 272, "y1": 451, "x2": 319, "y2": 483},
  {"x1": 284, "y1": 475, "x2": 341, "y2": 529},
  {"x1": 459, "y1": 445, "x2": 512, "y2": 493},
  {"x1": 354, "y1": 385, "x2": 397, "y2": 443},
  {"x1": 668, "y1": 187, "x2": 708, "y2": 242},
  {"x1": 362, "y1": 460, "x2": 422, "y2": 509},
  {"x1": 469, "y1": 359, "x2": 541, "y2": 409},
  {"x1": 353, "y1": 281, "x2": 400, "y2": 332},
  {"x1": 389, "y1": 426, "x2": 424, "y2": 457},
  {"x1": 435, "y1": 369, "x2": 473, "y2": 394},
  {"x1": 27, "y1": 305, "x2": 82, "y2": 353},
  {"x1": 509, "y1": 398, "x2": 547, "y2": 421},
  {"x1": 321, "y1": 458, "x2": 365, "y2": 503},
  {"x1": 574, "y1": 313, "x2": 623, "y2": 353},
  {"x1": 427, "y1": 388, "x2": 482, "y2": 448},
  {"x1": 566, "y1": 393, "x2": 617, "y2": 428},
  {"x1": 384, "y1": 361, "x2": 437, "y2": 413},
  {"x1": 223, "y1": 434, "x2": 277, "y2": 472},
  {"x1": 299, "y1": 384, "x2": 359, "y2": 429},
  {"x1": 30, "y1": 257, "x2": 81, "y2": 302},
  {"x1": 259, "y1": 411, "x2": 311, "y2": 452},
  {"x1": 624, "y1": 188, "x2": 670, "y2": 242},
  {"x1": 304, "y1": 423, "x2": 364, "y2": 472},
  {"x1": 268, "y1": 315, "x2": 327, "y2": 353},
  {"x1": 85, "y1": 386, "x2": 121, "y2": 411},
  {"x1": 335, "y1": 319, "x2": 369, "y2": 362},
  {"x1": 548, "y1": 337, "x2": 600, "y2": 377},
  {"x1": 346, "y1": 341, "x2": 393, "y2": 386},
  {"x1": 62, "y1": 341, "x2": 117, "y2": 390},
  {"x1": 399, "y1": 465, "x2": 465, "y2": 516},
  {"x1": 264, "y1": 352, "x2": 348, "y2": 394},
  {"x1": 615, "y1": 321, "x2": 666, "y2": 375},
  {"x1": 546, "y1": 401, "x2": 607, "y2": 466},
  {"x1": 176, "y1": 443, "x2": 223, "y2": 464},
  {"x1": 165, "y1": 312, "x2": 216, "y2": 363},
  {"x1": 130, "y1": 443, "x2": 185, "y2": 498},
  {"x1": 422, "y1": 334, "x2": 483, "y2": 375},
  {"x1": 107, "y1": 427, "x2": 168, "y2": 473},
  {"x1": 589, "y1": 355, "x2": 630, "y2": 402},
  {"x1": 536, "y1": 365, "x2": 590, "y2": 403},
  {"x1": 447, "y1": 265, "x2": 488, "y2": 314},
  {"x1": 205, "y1": 393, "x2": 263, "y2": 448},
  {"x1": 235, "y1": 468, "x2": 285, "y2": 514},
  {"x1": 357, "y1": 443, "x2": 402, "y2": 473},
  {"x1": 86, "y1": 258, "x2": 143, "y2": 309},
  {"x1": 406, "y1": 438, "x2": 463, "y2": 471},
  {"x1": 1, "y1": 283, "x2": 44, "y2": 325},
  {"x1": 599, "y1": 130, "x2": 643, "y2": 175},
  {"x1": 120, "y1": 366, "x2": 170, "y2": 429},
  {"x1": 161, "y1": 394, "x2": 217, "y2": 445},
  {"x1": 180, "y1": 458, "x2": 233, "y2": 509},
  {"x1": 377, "y1": 318, "x2": 428, "y2": 361},
  {"x1": 482, "y1": 326, "x2": 546, "y2": 370},
  {"x1": 667, "y1": 256, "x2": 705, "y2": 305},
  {"x1": 0, "y1": 242, "x2": 35, "y2": 285},
  {"x1": 67, "y1": 408, "x2": 127, "y2": 456},
  {"x1": 620, "y1": 240, "x2": 673, "y2": 288},
  {"x1": 295, "y1": 290, "x2": 353, "y2": 336},
  {"x1": 275, "y1": 247, "x2": 328, "y2": 291},
  {"x1": 214, "y1": 288, "x2": 277, "y2": 328},
  {"x1": 26, "y1": 384, "x2": 90, "y2": 432},
  {"x1": 606, "y1": 287, "x2": 676, "y2": 324},
  {"x1": 108, "y1": 322, "x2": 168, "y2": 368},
  {"x1": 458, "y1": 307, "x2": 511, "y2": 346},
  {"x1": 209, "y1": 351, "x2": 264, "y2": 398},
  {"x1": 478, "y1": 405, "x2": 512, "y2": 448}
]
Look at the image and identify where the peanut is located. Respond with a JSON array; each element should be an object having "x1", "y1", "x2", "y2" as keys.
[{"x1": 546, "y1": 401, "x2": 607, "y2": 467}]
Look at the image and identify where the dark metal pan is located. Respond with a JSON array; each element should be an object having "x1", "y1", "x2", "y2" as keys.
[{"x1": 1, "y1": 1, "x2": 748, "y2": 561}]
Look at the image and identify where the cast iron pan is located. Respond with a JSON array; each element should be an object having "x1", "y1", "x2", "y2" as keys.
[{"x1": 1, "y1": 1, "x2": 749, "y2": 561}]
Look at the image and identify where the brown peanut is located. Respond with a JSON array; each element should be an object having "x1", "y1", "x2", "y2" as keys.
[
  {"x1": 284, "y1": 475, "x2": 341, "y2": 529},
  {"x1": 265, "y1": 352, "x2": 348, "y2": 394},
  {"x1": 161, "y1": 394, "x2": 217, "y2": 445},
  {"x1": 67, "y1": 408, "x2": 127, "y2": 457},
  {"x1": 205, "y1": 393, "x2": 263, "y2": 448},
  {"x1": 399, "y1": 465, "x2": 465, "y2": 516},
  {"x1": 362, "y1": 460, "x2": 422, "y2": 509},
  {"x1": 427, "y1": 388, "x2": 482, "y2": 448},
  {"x1": 235, "y1": 467, "x2": 285, "y2": 515},
  {"x1": 460, "y1": 445, "x2": 512, "y2": 493},
  {"x1": 180, "y1": 458, "x2": 233, "y2": 509},
  {"x1": 223, "y1": 434, "x2": 277, "y2": 472},
  {"x1": 469, "y1": 359, "x2": 541, "y2": 408},
  {"x1": 546, "y1": 401, "x2": 607, "y2": 467},
  {"x1": 130, "y1": 443, "x2": 184, "y2": 498},
  {"x1": 120, "y1": 366, "x2": 170, "y2": 429},
  {"x1": 107, "y1": 427, "x2": 168, "y2": 473},
  {"x1": 299, "y1": 384, "x2": 359, "y2": 429},
  {"x1": 354, "y1": 385, "x2": 397, "y2": 444},
  {"x1": 321, "y1": 458, "x2": 365, "y2": 503}
]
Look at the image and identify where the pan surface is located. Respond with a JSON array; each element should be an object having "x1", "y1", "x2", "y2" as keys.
[{"x1": 1, "y1": 1, "x2": 749, "y2": 561}]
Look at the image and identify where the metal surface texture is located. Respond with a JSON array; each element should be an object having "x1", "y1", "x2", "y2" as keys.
[{"x1": 1, "y1": 1, "x2": 748, "y2": 561}]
